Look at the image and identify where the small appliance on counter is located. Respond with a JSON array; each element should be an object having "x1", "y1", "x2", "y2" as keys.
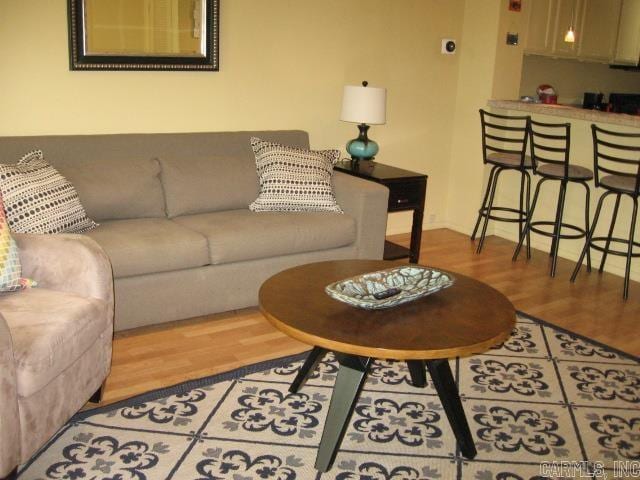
[
  {"x1": 582, "y1": 92, "x2": 605, "y2": 110},
  {"x1": 536, "y1": 84, "x2": 557, "y2": 104},
  {"x1": 608, "y1": 93, "x2": 640, "y2": 115}
]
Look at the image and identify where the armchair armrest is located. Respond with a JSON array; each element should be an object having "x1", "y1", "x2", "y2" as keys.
[
  {"x1": 333, "y1": 171, "x2": 389, "y2": 259},
  {"x1": 14, "y1": 233, "x2": 113, "y2": 304},
  {"x1": 0, "y1": 313, "x2": 20, "y2": 478}
]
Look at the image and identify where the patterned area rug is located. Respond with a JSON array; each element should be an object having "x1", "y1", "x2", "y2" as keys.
[{"x1": 19, "y1": 312, "x2": 639, "y2": 480}]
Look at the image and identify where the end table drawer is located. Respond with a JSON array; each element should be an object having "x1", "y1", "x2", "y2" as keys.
[{"x1": 388, "y1": 181, "x2": 424, "y2": 210}]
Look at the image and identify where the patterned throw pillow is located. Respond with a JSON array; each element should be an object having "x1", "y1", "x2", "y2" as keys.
[
  {"x1": 0, "y1": 195, "x2": 35, "y2": 292},
  {"x1": 0, "y1": 150, "x2": 97, "y2": 234},
  {"x1": 249, "y1": 137, "x2": 343, "y2": 213}
]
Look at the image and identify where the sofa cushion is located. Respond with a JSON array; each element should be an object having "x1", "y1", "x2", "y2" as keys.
[
  {"x1": 159, "y1": 155, "x2": 259, "y2": 217},
  {"x1": 59, "y1": 156, "x2": 165, "y2": 221},
  {"x1": 0, "y1": 288, "x2": 109, "y2": 397},
  {"x1": 172, "y1": 209, "x2": 356, "y2": 265},
  {"x1": 85, "y1": 218, "x2": 210, "y2": 278}
]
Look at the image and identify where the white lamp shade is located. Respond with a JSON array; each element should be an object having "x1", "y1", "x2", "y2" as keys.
[{"x1": 340, "y1": 84, "x2": 387, "y2": 125}]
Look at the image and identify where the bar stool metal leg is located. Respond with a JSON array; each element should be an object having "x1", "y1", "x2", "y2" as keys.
[
  {"x1": 571, "y1": 191, "x2": 613, "y2": 282},
  {"x1": 599, "y1": 193, "x2": 622, "y2": 273},
  {"x1": 549, "y1": 182, "x2": 565, "y2": 260},
  {"x1": 519, "y1": 171, "x2": 526, "y2": 247},
  {"x1": 513, "y1": 179, "x2": 544, "y2": 262},
  {"x1": 581, "y1": 181, "x2": 592, "y2": 272},
  {"x1": 471, "y1": 166, "x2": 499, "y2": 241},
  {"x1": 550, "y1": 180, "x2": 568, "y2": 277},
  {"x1": 524, "y1": 171, "x2": 532, "y2": 259},
  {"x1": 623, "y1": 197, "x2": 638, "y2": 300},
  {"x1": 476, "y1": 167, "x2": 504, "y2": 254}
]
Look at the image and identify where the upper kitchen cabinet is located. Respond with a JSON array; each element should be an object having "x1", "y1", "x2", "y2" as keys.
[
  {"x1": 578, "y1": 0, "x2": 622, "y2": 62},
  {"x1": 524, "y1": 0, "x2": 555, "y2": 54},
  {"x1": 613, "y1": 0, "x2": 640, "y2": 65},
  {"x1": 525, "y1": 0, "x2": 624, "y2": 63}
]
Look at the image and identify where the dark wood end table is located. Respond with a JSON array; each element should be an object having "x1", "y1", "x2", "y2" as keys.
[
  {"x1": 334, "y1": 160, "x2": 428, "y2": 263},
  {"x1": 259, "y1": 260, "x2": 515, "y2": 472}
]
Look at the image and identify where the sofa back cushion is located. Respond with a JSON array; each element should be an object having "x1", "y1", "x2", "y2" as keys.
[
  {"x1": 158, "y1": 130, "x2": 310, "y2": 217},
  {"x1": 160, "y1": 155, "x2": 256, "y2": 217},
  {"x1": 61, "y1": 156, "x2": 164, "y2": 221},
  {"x1": 0, "y1": 136, "x2": 165, "y2": 221},
  {"x1": 0, "y1": 130, "x2": 310, "y2": 220}
]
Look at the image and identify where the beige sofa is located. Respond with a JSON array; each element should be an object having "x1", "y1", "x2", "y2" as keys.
[
  {"x1": 0, "y1": 130, "x2": 389, "y2": 331},
  {"x1": 0, "y1": 234, "x2": 113, "y2": 479}
]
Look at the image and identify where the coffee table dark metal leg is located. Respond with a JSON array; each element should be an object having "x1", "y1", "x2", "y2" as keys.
[
  {"x1": 406, "y1": 360, "x2": 427, "y2": 388},
  {"x1": 289, "y1": 346, "x2": 327, "y2": 393},
  {"x1": 426, "y1": 359, "x2": 477, "y2": 459},
  {"x1": 315, "y1": 354, "x2": 372, "y2": 472}
]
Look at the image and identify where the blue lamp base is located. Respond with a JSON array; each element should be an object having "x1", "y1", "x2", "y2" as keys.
[{"x1": 347, "y1": 124, "x2": 379, "y2": 161}]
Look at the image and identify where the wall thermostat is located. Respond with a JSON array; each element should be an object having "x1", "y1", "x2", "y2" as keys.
[{"x1": 441, "y1": 39, "x2": 457, "y2": 55}]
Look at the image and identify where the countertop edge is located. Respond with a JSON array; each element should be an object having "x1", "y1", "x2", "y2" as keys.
[{"x1": 488, "y1": 99, "x2": 640, "y2": 129}]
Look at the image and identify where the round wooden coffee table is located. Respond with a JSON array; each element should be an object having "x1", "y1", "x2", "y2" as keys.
[{"x1": 259, "y1": 260, "x2": 515, "y2": 472}]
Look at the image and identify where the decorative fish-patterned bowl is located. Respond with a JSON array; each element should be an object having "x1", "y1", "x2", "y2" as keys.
[{"x1": 325, "y1": 266, "x2": 455, "y2": 310}]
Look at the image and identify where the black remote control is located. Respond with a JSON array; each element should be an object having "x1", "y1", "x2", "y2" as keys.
[{"x1": 373, "y1": 288, "x2": 402, "y2": 300}]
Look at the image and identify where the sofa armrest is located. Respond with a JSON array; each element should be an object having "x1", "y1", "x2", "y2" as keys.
[
  {"x1": 14, "y1": 233, "x2": 114, "y2": 304},
  {"x1": 333, "y1": 171, "x2": 389, "y2": 259},
  {"x1": 0, "y1": 313, "x2": 20, "y2": 477}
]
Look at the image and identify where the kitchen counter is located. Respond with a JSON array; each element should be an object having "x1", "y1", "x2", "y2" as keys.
[{"x1": 488, "y1": 99, "x2": 640, "y2": 129}]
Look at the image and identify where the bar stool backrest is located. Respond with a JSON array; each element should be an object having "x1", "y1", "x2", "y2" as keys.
[
  {"x1": 479, "y1": 109, "x2": 529, "y2": 168},
  {"x1": 528, "y1": 119, "x2": 571, "y2": 178},
  {"x1": 592, "y1": 125, "x2": 640, "y2": 195}
]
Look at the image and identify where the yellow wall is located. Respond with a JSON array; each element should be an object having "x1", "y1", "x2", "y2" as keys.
[
  {"x1": 520, "y1": 55, "x2": 640, "y2": 105},
  {"x1": 446, "y1": 0, "x2": 527, "y2": 233},
  {"x1": 0, "y1": 0, "x2": 465, "y2": 236}
]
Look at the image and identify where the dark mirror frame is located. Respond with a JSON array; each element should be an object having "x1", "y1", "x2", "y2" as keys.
[{"x1": 67, "y1": 0, "x2": 219, "y2": 71}]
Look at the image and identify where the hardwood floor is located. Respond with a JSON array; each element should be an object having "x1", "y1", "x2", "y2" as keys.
[{"x1": 101, "y1": 228, "x2": 639, "y2": 405}]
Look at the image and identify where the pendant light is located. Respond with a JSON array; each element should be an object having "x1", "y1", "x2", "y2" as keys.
[{"x1": 564, "y1": 0, "x2": 576, "y2": 43}]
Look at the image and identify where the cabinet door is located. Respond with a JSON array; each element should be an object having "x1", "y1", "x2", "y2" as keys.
[
  {"x1": 524, "y1": 0, "x2": 555, "y2": 54},
  {"x1": 614, "y1": 0, "x2": 640, "y2": 65},
  {"x1": 551, "y1": 0, "x2": 582, "y2": 57},
  {"x1": 578, "y1": 0, "x2": 622, "y2": 62}
]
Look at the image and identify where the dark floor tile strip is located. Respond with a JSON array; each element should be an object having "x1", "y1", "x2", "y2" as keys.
[
  {"x1": 75, "y1": 421, "x2": 196, "y2": 438},
  {"x1": 483, "y1": 352, "x2": 550, "y2": 360},
  {"x1": 246, "y1": 377, "x2": 443, "y2": 397}
]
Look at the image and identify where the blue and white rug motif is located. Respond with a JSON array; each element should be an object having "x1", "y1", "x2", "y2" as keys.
[{"x1": 18, "y1": 313, "x2": 640, "y2": 479}]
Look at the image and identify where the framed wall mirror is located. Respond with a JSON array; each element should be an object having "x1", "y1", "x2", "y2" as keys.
[{"x1": 68, "y1": 0, "x2": 219, "y2": 71}]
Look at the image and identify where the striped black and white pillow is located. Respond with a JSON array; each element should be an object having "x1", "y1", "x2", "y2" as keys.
[
  {"x1": 0, "y1": 150, "x2": 97, "y2": 234},
  {"x1": 249, "y1": 137, "x2": 343, "y2": 213}
]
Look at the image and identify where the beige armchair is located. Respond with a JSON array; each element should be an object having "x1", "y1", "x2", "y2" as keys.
[{"x1": 0, "y1": 234, "x2": 114, "y2": 479}]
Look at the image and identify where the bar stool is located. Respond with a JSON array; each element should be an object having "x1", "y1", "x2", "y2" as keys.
[
  {"x1": 571, "y1": 125, "x2": 640, "y2": 299},
  {"x1": 513, "y1": 120, "x2": 593, "y2": 277},
  {"x1": 471, "y1": 110, "x2": 532, "y2": 254}
]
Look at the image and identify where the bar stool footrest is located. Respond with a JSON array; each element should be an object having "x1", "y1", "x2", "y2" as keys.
[
  {"x1": 589, "y1": 236, "x2": 640, "y2": 258},
  {"x1": 529, "y1": 221, "x2": 587, "y2": 240},
  {"x1": 479, "y1": 206, "x2": 527, "y2": 224}
]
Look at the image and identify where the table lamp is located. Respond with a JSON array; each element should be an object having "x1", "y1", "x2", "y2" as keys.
[{"x1": 340, "y1": 81, "x2": 387, "y2": 161}]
